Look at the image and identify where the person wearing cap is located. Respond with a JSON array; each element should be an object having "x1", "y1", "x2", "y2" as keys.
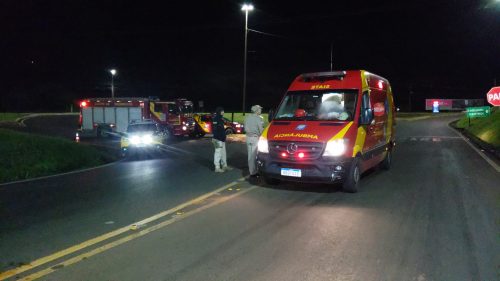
[
  {"x1": 244, "y1": 105, "x2": 264, "y2": 178},
  {"x1": 212, "y1": 107, "x2": 229, "y2": 173}
]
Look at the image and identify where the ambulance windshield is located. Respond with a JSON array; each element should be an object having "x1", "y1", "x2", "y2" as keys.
[{"x1": 274, "y1": 90, "x2": 358, "y2": 121}]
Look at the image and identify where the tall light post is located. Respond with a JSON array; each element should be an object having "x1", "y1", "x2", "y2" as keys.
[
  {"x1": 110, "y1": 69, "x2": 117, "y2": 98},
  {"x1": 241, "y1": 3, "x2": 253, "y2": 115}
]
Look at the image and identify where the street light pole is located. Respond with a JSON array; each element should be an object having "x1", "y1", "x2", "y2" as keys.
[
  {"x1": 110, "y1": 69, "x2": 117, "y2": 98},
  {"x1": 241, "y1": 3, "x2": 253, "y2": 116}
]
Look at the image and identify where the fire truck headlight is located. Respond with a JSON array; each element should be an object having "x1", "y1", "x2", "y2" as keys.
[
  {"x1": 257, "y1": 137, "x2": 269, "y2": 153},
  {"x1": 142, "y1": 135, "x2": 153, "y2": 144},
  {"x1": 130, "y1": 136, "x2": 141, "y2": 145},
  {"x1": 323, "y1": 139, "x2": 346, "y2": 157}
]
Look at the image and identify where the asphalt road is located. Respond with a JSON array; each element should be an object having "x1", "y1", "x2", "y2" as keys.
[{"x1": 0, "y1": 115, "x2": 498, "y2": 281}]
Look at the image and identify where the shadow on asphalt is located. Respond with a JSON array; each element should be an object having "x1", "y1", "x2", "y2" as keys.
[
  {"x1": 246, "y1": 176, "x2": 342, "y2": 194},
  {"x1": 243, "y1": 165, "x2": 386, "y2": 194}
]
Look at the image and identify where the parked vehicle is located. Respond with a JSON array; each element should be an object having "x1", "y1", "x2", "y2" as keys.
[
  {"x1": 193, "y1": 113, "x2": 244, "y2": 137},
  {"x1": 257, "y1": 70, "x2": 396, "y2": 192},
  {"x1": 77, "y1": 97, "x2": 195, "y2": 138}
]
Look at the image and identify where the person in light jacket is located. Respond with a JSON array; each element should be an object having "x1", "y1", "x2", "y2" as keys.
[
  {"x1": 244, "y1": 105, "x2": 264, "y2": 178},
  {"x1": 212, "y1": 107, "x2": 229, "y2": 172}
]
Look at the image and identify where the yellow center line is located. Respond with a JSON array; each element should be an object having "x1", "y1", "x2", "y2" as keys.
[
  {"x1": 21, "y1": 185, "x2": 259, "y2": 281},
  {"x1": 0, "y1": 178, "x2": 245, "y2": 280}
]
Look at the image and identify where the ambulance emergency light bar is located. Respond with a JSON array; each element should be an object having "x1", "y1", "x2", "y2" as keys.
[{"x1": 300, "y1": 71, "x2": 346, "y2": 82}]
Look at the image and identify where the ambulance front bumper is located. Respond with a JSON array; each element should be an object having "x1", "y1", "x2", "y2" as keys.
[{"x1": 256, "y1": 153, "x2": 353, "y2": 183}]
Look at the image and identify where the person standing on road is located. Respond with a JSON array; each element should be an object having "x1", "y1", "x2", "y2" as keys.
[
  {"x1": 212, "y1": 107, "x2": 229, "y2": 173},
  {"x1": 244, "y1": 105, "x2": 264, "y2": 178}
]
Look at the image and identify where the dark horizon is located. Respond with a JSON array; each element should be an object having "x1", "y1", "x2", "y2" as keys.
[{"x1": 1, "y1": 0, "x2": 499, "y2": 112}]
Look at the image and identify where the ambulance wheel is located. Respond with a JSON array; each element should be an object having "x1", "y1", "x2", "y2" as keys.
[
  {"x1": 380, "y1": 150, "x2": 392, "y2": 170},
  {"x1": 343, "y1": 158, "x2": 360, "y2": 193}
]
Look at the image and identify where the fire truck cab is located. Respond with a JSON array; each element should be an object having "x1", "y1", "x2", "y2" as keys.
[
  {"x1": 78, "y1": 97, "x2": 195, "y2": 138},
  {"x1": 257, "y1": 70, "x2": 396, "y2": 193}
]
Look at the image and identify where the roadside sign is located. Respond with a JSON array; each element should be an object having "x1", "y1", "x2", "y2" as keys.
[
  {"x1": 466, "y1": 106, "x2": 491, "y2": 118},
  {"x1": 487, "y1": 87, "x2": 500, "y2": 106}
]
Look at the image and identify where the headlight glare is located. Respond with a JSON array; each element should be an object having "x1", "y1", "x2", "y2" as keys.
[
  {"x1": 142, "y1": 135, "x2": 153, "y2": 144},
  {"x1": 323, "y1": 139, "x2": 346, "y2": 157},
  {"x1": 257, "y1": 137, "x2": 269, "y2": 153},
  {"x1": 130, "y1": 136, "x2": 140, "y2": 145}
]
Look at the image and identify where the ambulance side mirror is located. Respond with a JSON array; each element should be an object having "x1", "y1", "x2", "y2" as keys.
[
  {"x1": 359, "y1": 108, "x2": 374, "y2": 125},
  {"x1": 268, "y1": 109, "x2": 275, "y2": 122}
]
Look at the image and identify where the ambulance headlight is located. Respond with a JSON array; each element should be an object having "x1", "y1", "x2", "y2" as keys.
[
  {"x1": 130, "y1": 136, "x2": 141, "y2": 145},
  {"x1": 142, "y1": 135, "x2": 153, "y2": 144},
  {"x1": 323, "y1": 139, "x2": 346, "y2": 157},
  {"x1": 257, "y1": 137, "x2": 269, "y2": 153}
]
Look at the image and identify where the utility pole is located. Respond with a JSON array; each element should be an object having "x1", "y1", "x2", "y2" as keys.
[
  {"x1": 408, "y1": 84, "x2": 413, "y2": 112},
  {"x1": 330, "y1": 42, "x2": 333, "y2": 71},
  {"x1": 241, "y1": 4, "x2": 254, "y2": 116}
]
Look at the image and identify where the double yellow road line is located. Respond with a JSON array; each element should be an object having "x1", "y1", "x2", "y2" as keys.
[{"x1": 1, "y1": 178, "x2": 255, "y2": 281}]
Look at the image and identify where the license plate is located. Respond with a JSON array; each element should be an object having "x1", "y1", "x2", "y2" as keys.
[{"x1": 281, "y1": 168, "x2": 302, "y2": 177}]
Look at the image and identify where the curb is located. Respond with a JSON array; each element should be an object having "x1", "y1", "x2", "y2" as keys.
[
  {"x1": 17, "y1": 112, "x2": 79, "y2": 127},
  {"x1": 448, "y1": 121, "x2": 500, "y2": 173}
]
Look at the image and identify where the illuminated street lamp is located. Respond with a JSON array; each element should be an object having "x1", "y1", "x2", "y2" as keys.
[
  {"x1": 110, "y1": 69, "x2": 117, "y2": 98},
  {"x1": 241, "y1": 3, "x2": 254, "y2": 115}
]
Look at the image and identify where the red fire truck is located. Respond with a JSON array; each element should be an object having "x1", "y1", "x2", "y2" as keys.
[{"x1": 78, "y1": 97, "x2": 195, "y2": 138}]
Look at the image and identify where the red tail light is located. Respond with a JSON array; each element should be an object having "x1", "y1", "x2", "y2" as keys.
[
  {"x1": 298, "y1": 152, "x2": 305, "y2": 158},
  {"x1": 80, "y1": 101, "x2": 87, "y2": 107}
]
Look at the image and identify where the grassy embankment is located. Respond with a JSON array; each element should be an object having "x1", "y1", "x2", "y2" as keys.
[
  {"x1": 0, "y1": 129, "x2": 116, "y2": 184},
  {"x1": 0, "y1": 113, "x2": 30, "y2": 122},
  {"x1": 223, "y1": 113, "x2": 269, "y2": 124},
  {"x1": 454, "y1": 107, "x2": 500, "y2": 147}
]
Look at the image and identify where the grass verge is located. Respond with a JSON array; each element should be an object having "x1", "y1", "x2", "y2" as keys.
[
  {"x1": 223, "y1": 113, "x2": 269, "y2": 124},
  {"x1": 0, "y1": 129, "x2": 117, "y2": 184},
  {"x1": 0, "y1": 113, "x2": 30, "y2": 122},
  {"x1": 396, "y1": 112, "x2": 461, "y2": 119},
  {"x1": 454, "y1": 107, "x2": 500, "y2": 147}
]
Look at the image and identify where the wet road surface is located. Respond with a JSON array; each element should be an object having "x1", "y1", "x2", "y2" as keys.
[{"x1": 0, "y1": 115, "x2": 498, "y2": 281}]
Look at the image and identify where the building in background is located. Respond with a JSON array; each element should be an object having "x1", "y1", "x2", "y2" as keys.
[{"x1": 425, "y1": 99, "x2": 484, "y2": 111}]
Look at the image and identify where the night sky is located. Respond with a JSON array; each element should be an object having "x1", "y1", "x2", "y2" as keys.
[{"x1": 1, "y1": 0, "x2": 499, "y2": 112}]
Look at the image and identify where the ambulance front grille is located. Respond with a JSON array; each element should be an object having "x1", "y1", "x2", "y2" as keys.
[{"x1": 268, "y1": 141, "x2": 324, "y2": 160}]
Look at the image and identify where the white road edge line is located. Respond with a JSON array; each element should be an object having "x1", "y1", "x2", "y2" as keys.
[
  {"x1": 449, "y1": 124, "x2": 500, "y2": 173},
  {"x1": 16, "y1": 113, "x2": 78, "y2": 127}
]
